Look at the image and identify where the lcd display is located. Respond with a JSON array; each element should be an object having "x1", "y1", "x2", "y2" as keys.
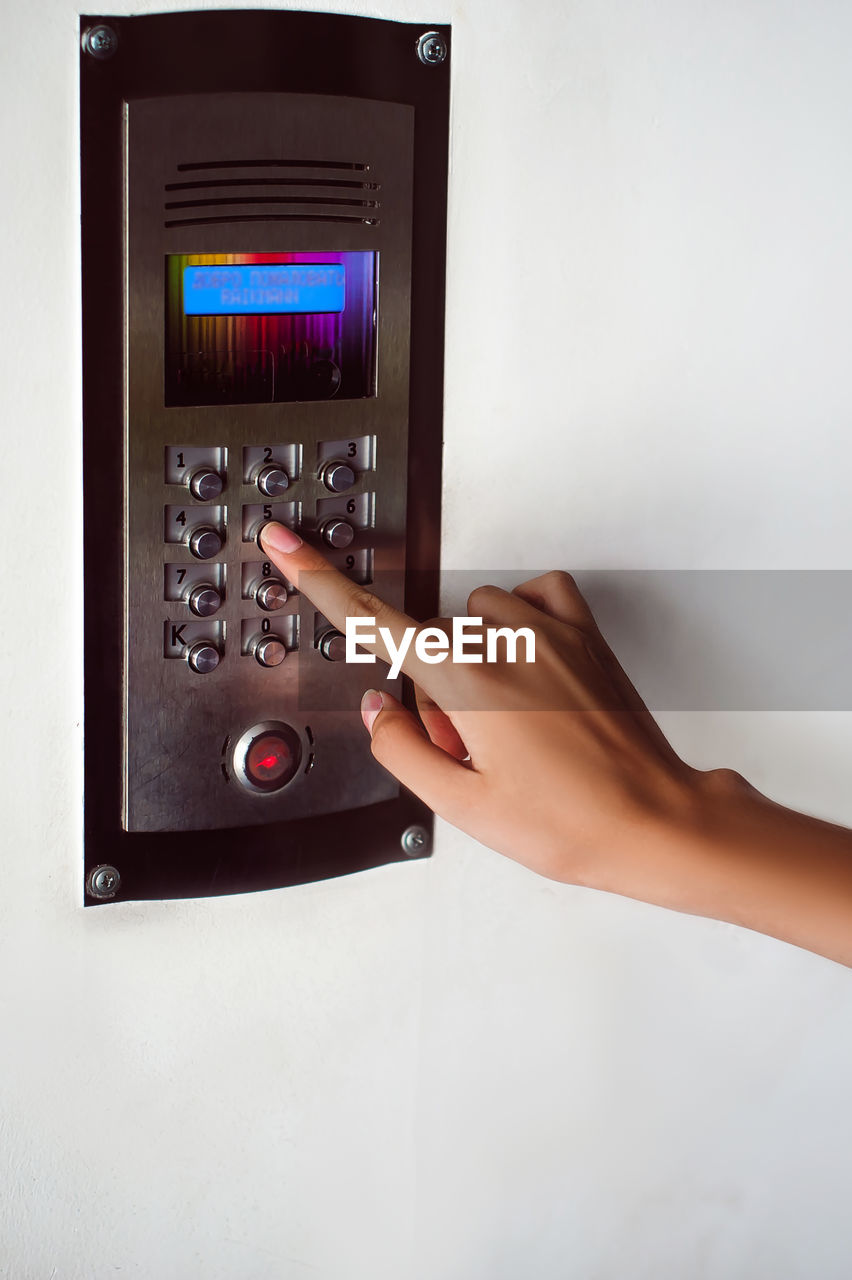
[
  {"x1": 183, "y1": 263, "x2": 346, "y2": 316},
  {"x1": 165, "y1": 252, "x2": 377, "y2": 406}
]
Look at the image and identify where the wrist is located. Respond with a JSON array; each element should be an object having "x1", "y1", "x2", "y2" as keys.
[{"x1": 629, "y1": 765, "x2": 852, "y2": 966}]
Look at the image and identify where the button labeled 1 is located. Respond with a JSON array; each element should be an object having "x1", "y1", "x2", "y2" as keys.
[{"x1": 165, "y1": 446, "x2": 226, "y2": 487}]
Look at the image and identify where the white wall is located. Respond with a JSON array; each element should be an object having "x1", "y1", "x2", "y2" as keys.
[{"x1": 2, "y1": 1, "x2": 852, "y2": 1276}]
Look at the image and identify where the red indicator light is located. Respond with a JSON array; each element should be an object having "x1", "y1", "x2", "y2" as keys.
[{"x1": 236, "y1": 723, "x2": 302, "y2": 793}]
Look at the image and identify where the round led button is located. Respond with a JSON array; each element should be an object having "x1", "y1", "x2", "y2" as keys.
[{"x1": 232, "y1": 721, "x2": 303, "y2": 793}]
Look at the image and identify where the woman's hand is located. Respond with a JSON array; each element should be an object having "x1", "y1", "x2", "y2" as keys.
[
  {"x1": 260, "y1": 523, "x2": 713, "y2": 892},
  {"x1": 260, "y1": 522, "x2": 852, "y2": 967}
]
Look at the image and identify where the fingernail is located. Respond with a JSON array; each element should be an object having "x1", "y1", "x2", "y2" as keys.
[
  {"x1": 361, "y1": 689, "x2": 383, "y2": 735},
  {"x1": 261, "y1": 522, "x2": 303, "y2": 553}
]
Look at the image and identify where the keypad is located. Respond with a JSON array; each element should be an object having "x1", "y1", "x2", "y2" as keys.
[{"x1": 163, "y1": 439, "x2": 376, "y2": 672}]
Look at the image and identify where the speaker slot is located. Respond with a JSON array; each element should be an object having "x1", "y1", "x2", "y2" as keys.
[
  {"x1": 166, "y1": 177, "x2": 379, "y2": 191},
  {"x1": 164, "y1": 213, "x2": 378, "y2": 227},
  {"x1": 176, "y1": 158, "x2": 369, "y2": 172},
  {"x1": 165, "y1": 196, "x2": 379, "y2": 211}
]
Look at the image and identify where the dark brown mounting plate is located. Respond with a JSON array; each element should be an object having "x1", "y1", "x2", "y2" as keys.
[{"x1": 81, "y1": 11, "x2": 449, "y2": 904}]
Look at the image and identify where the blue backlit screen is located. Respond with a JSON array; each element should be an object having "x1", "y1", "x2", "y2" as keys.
[{"x1": 183, "y1": 263, "x2": 346, "y2": 315}]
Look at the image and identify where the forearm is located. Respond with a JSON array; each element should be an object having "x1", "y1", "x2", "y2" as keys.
[{"x1": 605, "y1": 771, "x2": 852, "y2": 967}]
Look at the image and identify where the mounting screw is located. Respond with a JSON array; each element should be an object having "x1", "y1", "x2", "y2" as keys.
[
  {"x1": 82, "y1": 24, "x2": 118, "y2": 60},
  {"x1": 416, "y1": 31, "x2": 448, "y2": 66},
  {"x1": 87, "y1": 864, "x2": 121, "y2": 899},
  {"x1": 401, "y1": 824, "x2": 431, "y2": 857}
]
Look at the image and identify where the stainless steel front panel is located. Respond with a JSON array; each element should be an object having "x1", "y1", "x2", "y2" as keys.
[{"x1": 124, "y1": 94, "x2": 413, "y2": 832}]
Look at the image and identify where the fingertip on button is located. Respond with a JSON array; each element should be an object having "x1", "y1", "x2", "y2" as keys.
[{"x1": 260, "y1": 522, "x2": 303, "y2": 555}]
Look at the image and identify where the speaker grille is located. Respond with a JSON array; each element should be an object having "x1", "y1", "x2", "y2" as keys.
[{"x1": 164, "y1": 158, "x2": 381, "y2": 228}]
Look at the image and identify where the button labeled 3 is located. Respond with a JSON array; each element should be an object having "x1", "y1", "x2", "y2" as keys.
[{"x1": 319, "y1": 459, "x2": 356, "y2": 493}]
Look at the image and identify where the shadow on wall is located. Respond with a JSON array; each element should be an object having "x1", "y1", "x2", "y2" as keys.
[{"x1": 436, "y1": 569, "x2": 852, "y2": 711}]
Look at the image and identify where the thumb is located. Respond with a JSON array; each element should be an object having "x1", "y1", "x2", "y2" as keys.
[{"x1": 360, "y1": 689, "x2": 475, "y2": 825}]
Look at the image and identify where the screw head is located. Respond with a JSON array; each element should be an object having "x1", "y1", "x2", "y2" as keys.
[
  {"x1": 416, "y1": 31, "x2": 448, "y2": 66},
  {"x1": 83, "y1": 24, "x2": 118, "y2": 60},
  {"x1": 87, "y1": 864, "x2": 121, "y2": 899},
  {"x1": 401, "y1": 824, "x2": 431, "y2": 857}
]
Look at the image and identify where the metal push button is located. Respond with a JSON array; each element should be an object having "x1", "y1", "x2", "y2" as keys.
[
  {"x1": 321, "y1": 518, "x2": 355, "y2": 549},
  {"x1": 186, "y1": 583, "x2": 222, "y2": 617},
  {"x1": 232, "y1": 721, "x2": 303, "y2": 793},
  {"x1": 186, "y1": 641, "x2": 220, "y2": 674},
  {"x1": 256, "y1": 579, "x2": 289, "y2": 612},
  {"x1": 252, "y1": 635, "x2": 287, "y2": 668},
  {"x1": 320, "y1": 459, "x2": 356, "y2": 493},
  {"x1": 188, "y1": 526, "x2": 223, "y2": 560},
  {"x1": 318, "y1": 629, "x2": 347, "y2": 662},
  {"x1": 187, "y1": 468, "x2": 224, "y2": 501},
  {"x1": 256, "y1": 464, "x2": 290, "y2": 497}
]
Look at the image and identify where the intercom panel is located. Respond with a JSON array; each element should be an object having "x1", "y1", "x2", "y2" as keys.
[{"x1": 81, "y1": 12, "x2": 449, "y2": 902}]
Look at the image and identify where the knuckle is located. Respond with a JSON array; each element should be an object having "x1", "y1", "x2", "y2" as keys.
[
  {"x1": 369, "y1": 714, "x2": 391, "y2": 753},
  {"x1": 466, "y1": 584, "x2": 503, "y2": 615},
  {"x1": 346, "y1": 587, "x2": 385, "y2": 622},
  {"x1": 561, "y1": 621, "x2": 592, "y2": 650},
  {"x1": 547, "y1": 569, "x2": 579, "y2": 592},
  {"x1": 369, "y1": 711, "x2": 407, "y2": 765},
  {"x1": 419, "y1": 616, "x2": 451, "y2": 635}
]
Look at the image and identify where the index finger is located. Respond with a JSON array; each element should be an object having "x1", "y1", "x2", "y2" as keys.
[{"x1": 260, "y1": 522, "x2": 451, "y2": 698}]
